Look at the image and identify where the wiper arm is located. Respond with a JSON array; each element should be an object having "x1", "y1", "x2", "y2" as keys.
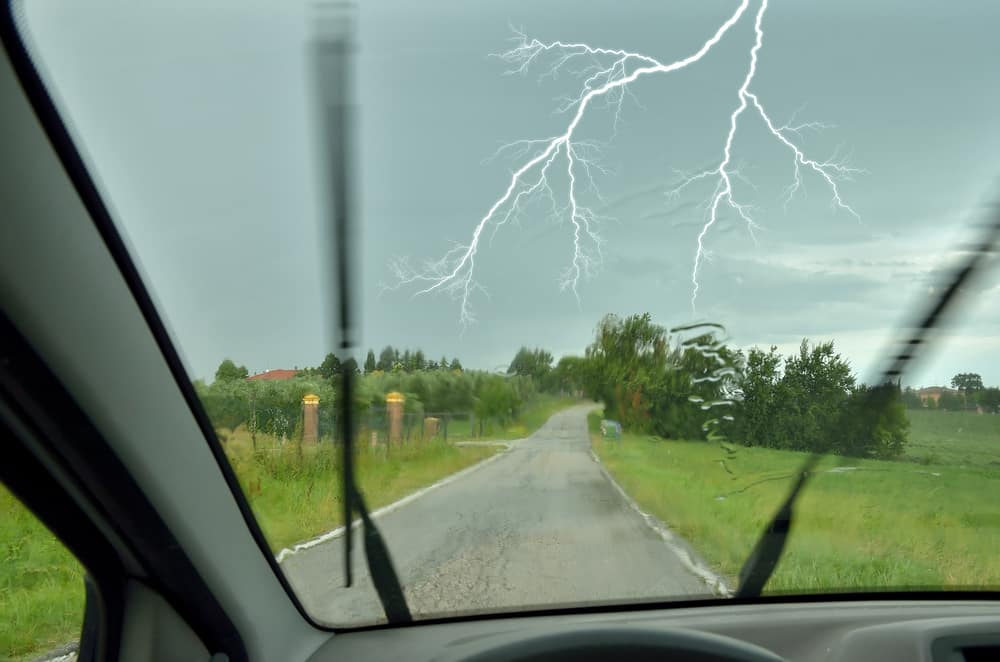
[
  {"x1": 315, "y1": 4, "x2": 411, "y2": 623},
  {"x1": 735, "y1": 200, "x2": 1000, "y2": 599}
]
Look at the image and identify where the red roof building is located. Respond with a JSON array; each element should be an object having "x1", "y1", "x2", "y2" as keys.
[{"x1": 247, "y1": 369, "x2": 298, "y2": 381}]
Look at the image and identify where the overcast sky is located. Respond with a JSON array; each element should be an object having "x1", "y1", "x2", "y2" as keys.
[{"x1": 20, "y1": 0, "x2": 1000, "y2": 386}]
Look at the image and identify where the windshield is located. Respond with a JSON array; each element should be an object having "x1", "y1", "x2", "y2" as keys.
[{"x1": 15, "y1": 0, "x2": 1000, "y2": 627}]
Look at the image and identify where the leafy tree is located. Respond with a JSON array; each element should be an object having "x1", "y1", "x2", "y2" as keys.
[
  {"x1": 507, "y1": 347, "x2": 554, "y2": 381},
  {"x1": 727, "y1": 346, "x2": 783, "y2": 448},
  {"x1": 439, "y1": 356, "x2": 448, "y2": 371},
  {"x1": 951, "y1": 373, "x2": 983, "y2": 410},
  {"x1": 835, "y1": 383, "x2": 909, "y2": 458},
  {"x1": 901, "y1": 387, "x2": 924, "y2": 410},
  {"x1": 342, "y1": 357, "x2": 359, "y2": 375},
  {"x1": 413, "y1": 350, "x2": 426, "y2": 371},
  {"x1": 402, "y1": 349, "x2": 413, "y2": 372},
  {"x1": 215, "y1": 359, "x2": 248, "y2": 383},
  {"x1": 551, "y1": 355, "x2": 588, "y2": 394},
  {"x1": 951, "y1": 372, "x2": 984, "y2": 393},
  {"x1": 778, "y1": 340, "x2": 855, "y2": 452},
  {"x1": 378, "y1": 346, "x2": 395, "y2": 372},
  {"x1": 364, "y1": 350, "x2": 377, "y2": 374},
  {"x1": 978, "y1": 387, "x2": 1000, "y2": 414},
  {"x1": 449, "y1": 358, "x2": 463, "y2": 372},
  {"x1": 721, "y1": 339, "x2": 907, "y2": 457},
  {"x1": 318, "y1": 353, "x2": 342, "y2": 379}
]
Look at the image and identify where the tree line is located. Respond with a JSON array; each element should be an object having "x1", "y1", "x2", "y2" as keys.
[
  {"x1": 900, "y1": 372, "x2": 1000, "y2": 413},
  {"x1": 555, "y1": 313, "x2": 909, "y2": 459},
  {"x1": 197, "y1": 345, "x2": 567, "y2": 444}
]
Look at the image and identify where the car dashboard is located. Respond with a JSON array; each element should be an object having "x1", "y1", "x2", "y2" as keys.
[{"x1": 308, "y1": 600, "x2": 1000, "y2": 662}]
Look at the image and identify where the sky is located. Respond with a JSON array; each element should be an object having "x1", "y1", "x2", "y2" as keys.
[{"x1": 18, "y1": 0, "x2": 1000, "y2": 386}]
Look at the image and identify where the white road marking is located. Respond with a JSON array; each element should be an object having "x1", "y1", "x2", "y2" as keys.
[
  {"x1": 589, "y1": 449, "x2": 733, "y2": 596},
  {"x1": 275, "y1": 443, "x2": 513, "y2": 563}
]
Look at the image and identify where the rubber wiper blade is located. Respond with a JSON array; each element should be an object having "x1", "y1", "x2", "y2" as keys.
[
  {"x1": 735, "y1": 199, "x2": 1000, "y2": 599},
  {"x1": 313, "y1": 3, "x2": 411, "y2": 623}
]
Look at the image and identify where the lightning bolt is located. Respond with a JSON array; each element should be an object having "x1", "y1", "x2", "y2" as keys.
[{"x1": 387, "y1": 0, "x2": 861, "y2": 325}]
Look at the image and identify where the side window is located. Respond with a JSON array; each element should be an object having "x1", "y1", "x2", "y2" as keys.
[{"x1": 1, "y1": 484, "x2": 85, "y2": 662}]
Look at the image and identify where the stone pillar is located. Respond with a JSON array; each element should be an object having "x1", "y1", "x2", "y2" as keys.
[
  {"x1": 302, "y1": 394, "x2": 320, "y2": 444},
  {"x1": 386, "y1": 391, "x2": 405, "y2": 445}
]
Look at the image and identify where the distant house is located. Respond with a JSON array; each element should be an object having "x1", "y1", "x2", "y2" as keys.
[
  {"x1": 247, "y1": 369, "x2": 298, "y2": 381},
  {"x1": 916, "y1": 386, "x2": 959, "y2": 405}
]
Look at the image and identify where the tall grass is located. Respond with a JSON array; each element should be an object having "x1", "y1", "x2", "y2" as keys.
[
  {"x1": 1, "y1": 485, "x2": 84, "y2": 661},
  {"x1": 222, "y1": 432, "x2": 498, "y2": 551},
  {"x1": 590, "y1": 411, "x2": 1000, "y2": 593}
]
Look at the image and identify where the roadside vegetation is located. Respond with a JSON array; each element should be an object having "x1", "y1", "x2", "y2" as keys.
[
  {"x1": 1, "y1": 486, "x2": 84, "y2": 661},
  {"x1": 222, "y1": 432, "x2": 498, "y2": 552},
  {"x1": 592, "y1": 405, "x2": 1000, "y2": 593}
]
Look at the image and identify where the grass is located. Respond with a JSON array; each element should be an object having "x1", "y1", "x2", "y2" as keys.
[
  {"x1": 222, "y1": 432, "x2": 499, "y2": 552},
  {"x1": 1, "y1": 485, "x2": 84, "y2": 662},
  {"x1": 590, "y1": 410, "x2": 1000, "y2": 594},
  {"x1": 903, "y1": 409, "x2": 1000, "y2": 466}
]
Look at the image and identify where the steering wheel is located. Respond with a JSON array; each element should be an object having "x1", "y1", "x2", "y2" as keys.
[{"x1": 459, "y1": 626, "x2": 786, "y2": 662}]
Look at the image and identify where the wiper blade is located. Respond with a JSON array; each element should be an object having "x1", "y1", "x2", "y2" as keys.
[
  {"x1": 314, "y1": 4, "x2": 411, "y2": 623},
  {"x1": 735, "y1": 199, "x2": 1000, "y2": 599}
]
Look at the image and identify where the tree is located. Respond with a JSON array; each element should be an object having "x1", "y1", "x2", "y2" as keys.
[
  {"x1": 938, "y1": 390, "x2": 963, "y2": 411},
  {"x1": 777, "y1": 340, "x2": 855, "y2": 452},
  {"x1": 402, "y1": 349, "x2": 413, "y2": 372},
  {"x1": 507, "y1": 347, "x2": 554, "y2": 381},
  {"x1": 378, "y1": 346, "x2": 395, "y2": 372},
  {"x1": 726, "y1": 346, "x2": 783, "y2": 449},
  {"x1": 342, "y1": 357, "x2": 359, "y2": 375},
  {"x1": 951, "y1": 373, "x2": 984, "y2": 410},
  {"x1": 413, "y1": 350, "x2": 427, "y2": 371},
  {"x1": 215, "y1": 359, "x2": 248, "y2": 383},
  {"x1": 364, "y1": 350, "x2": 377, "y2": 374},
  {"x1": 318, "y1": 353, "x2": 342, "y2": 379},
  {"x1": 901, "y1": 387, "x2": 924, "y2": 410},
  {"x1": 978, "y1": 387, "x2": 1000, "y2": 414},
  {"x1": 439, "y1": 356, "x2": 448, "y2": 371},
  {"x1": 449, "y1": 358, "x2": 463, "y2": 372},
  {"x1": 951, "y1": 372, "x2": 984, "y2": 393}
]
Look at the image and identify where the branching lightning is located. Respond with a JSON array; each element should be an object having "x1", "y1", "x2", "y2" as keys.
[{"x1": 387, "y1": 0, "x2": 862, "y2": 324}]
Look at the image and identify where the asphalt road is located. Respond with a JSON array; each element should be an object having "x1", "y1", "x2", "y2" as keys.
[{"x1": 280, "y1": 404, "x2": 710, "y2": 625}]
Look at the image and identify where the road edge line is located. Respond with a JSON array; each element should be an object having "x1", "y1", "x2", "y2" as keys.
[
  {"x1": 275, "y1": 442, "x2": 513, "y2": 563},
  {"x1": 589, "y1": 449, "x2": 733, "y2": 597}
]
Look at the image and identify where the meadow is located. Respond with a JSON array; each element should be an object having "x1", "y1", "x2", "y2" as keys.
[{"x1": 591, "y1": 408, "x2": 1000, "y2": 594}]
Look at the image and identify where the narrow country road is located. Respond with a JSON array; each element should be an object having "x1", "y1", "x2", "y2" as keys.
[{"x1": 280, "y1": 404, "x2": 710, "y2": 625}]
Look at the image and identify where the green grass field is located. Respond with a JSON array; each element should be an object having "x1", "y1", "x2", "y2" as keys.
[
  {"x1": 903, "y1": 409, "x2": 1000, "y2": 466},
  {"x1": 1, "y1": 486, "x2": 84, "y2": 661},
  {"x1": 591, "y1": 409, "x2": 1000, "y2": 594}
]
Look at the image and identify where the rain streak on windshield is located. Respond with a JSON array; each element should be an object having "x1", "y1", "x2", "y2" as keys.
[{"x1": 15, "y1": 0, "x2": 1000, "y2": 628}]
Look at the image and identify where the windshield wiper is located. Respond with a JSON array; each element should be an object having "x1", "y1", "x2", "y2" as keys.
[
  {"x1": 735, "y1": 199, "x2": 1000, "y2": 599},
  {"x1": 315, "y1": 5, "x2": 412, "y2": 623}
]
